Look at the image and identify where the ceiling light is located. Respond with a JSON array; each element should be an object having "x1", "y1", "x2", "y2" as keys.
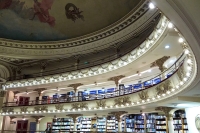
[
  {"x1": 168, "y1": 22, "x2": 173, "y2": 28},
  {"x1": 180, "y1": 81, "x2": 184, "y2": 85},
  {"x1": 178, "y1": 38, "x2": 184, "y2": 43},
  {"x1": 149, "y1": 3, "x2": 155, "y2": 9},
  {"x1": 186, "y1": 72, "x2": 190, "y2": 77},
  {"x1": 165, "y1": 45, "x2": 170, "y2": 49},
  {"x1": 158, "y1": 29, "x2": 162, "y2": 33},
  {"x1": 185, "y1": 49, "x2": 189, "y2": 54}
]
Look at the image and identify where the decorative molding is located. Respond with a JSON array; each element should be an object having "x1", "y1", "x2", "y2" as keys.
[
  {"x1": 0, "y1": 91, "x2": 6, "y2": 97},
  {"x1": 155, "y1": 107, "x2": 173, "y2": 120},
  {"x1": 151, "y1": 56, "x2": 170, "y2": 72},
  {"x1": 55, "y1": 104, "x2": 64, "y2": 110},
  {"x1": 68, "y1": 83, "x2": 83, "y2": 92},
  {"x1": 71, "y1": 102, "x2": 88, "y2": 110},
  {"x1": 66, "y1": 114, "x2": 83, "y2": 122},
  {"x1": 114, "y1": 96, "x2": 131, "y2": 106},
  {"x1": 108, "y1": 75, "x2": 125, "y2": 86},
  {"x1": 4, "y1": 15, "x2": 168, "y2": 89},
  {"x1": 109, "y1": 111, "x2": 127, "y2": 121},
  {"x1": 13, "y1": 91, "x2": 20, "y2": 96},
  {"x1": 138, "y1": 90, "x2": 149, "y2": 101},
  {"x1": 96, "y1": 100, "x2": 106, "y2": 108},
  {"x1": 2, "y1": 107, "x2": 14, "y2": 112},
  {"x1": 20, "y1": 107, "x2": 28, "y2": 112},
  {"x1": 9, "y1": 116, "x2": 16, "y2": 121},
  {"x1": 155, "y1": 80, "x2": 173, "y2": 96},
  {"x1": 34, "y1": 106, "x2": 48, "y2": 112}
]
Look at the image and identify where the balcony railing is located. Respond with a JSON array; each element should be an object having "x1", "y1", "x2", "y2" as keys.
[
  {"x1": 8, "y1": 13, "x2": 161, "y2": 81},
  {"x1": 4, "y1": 52, "x2": 185, "y2": 107}
]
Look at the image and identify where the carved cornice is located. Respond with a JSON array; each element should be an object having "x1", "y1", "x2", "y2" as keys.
[
  {"x1": 155, "y1": 80, "x2": 172, "y2": 96},
  {"x1": 155, "y1": 107, "x2": 173, "y2": 120},
  {"x1": 66, "y1": 114, "x2": 83, "y2": 122},
  {"x1": 151, "y1": 56, "x2": 170, "y2": 72},
  {"x1": 138, "y1": 90, "x2": 149, "y2": 101},
  {"x1": 96, "y1": 100, "x2": 106, "y2": 108},
  {"x1": 0, "y1": 91, "x2": 6, "y2": 97},
  {"x1": 68, "y1": 83, "x2": 83, "y2": 92},
  {"x1": 108, "y1": 75, "x2": 125, "y2": 86},
  {"x1": 55, "y1": 104, "x2": 64, "y2": 110},
  {"x1": 114, "y1": 96, "x2": 131, "y2": 106},
  {"x1": 109, "y1": 111, "x2": 127, "y2": 121},
  {"x1": 71, "y1": 102, "x2": 88, "y2": 110}
]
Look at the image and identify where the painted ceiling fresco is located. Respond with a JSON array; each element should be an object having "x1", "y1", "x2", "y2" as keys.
[{"x1": 0, "y1": 0, "x2": 141, "y2": 41}]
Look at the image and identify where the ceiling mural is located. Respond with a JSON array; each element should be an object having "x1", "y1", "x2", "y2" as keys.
[{"x1": 0, "y1": 0, "x2": 141, "y2": 41}]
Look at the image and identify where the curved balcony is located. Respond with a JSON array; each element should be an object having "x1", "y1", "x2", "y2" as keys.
[{"x1": 3, "y1": 52, "x2": 186, "y2": 107}]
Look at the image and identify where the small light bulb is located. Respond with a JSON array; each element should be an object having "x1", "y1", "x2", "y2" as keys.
[
  {"x1": 179, "y1": 38, "x2": 184, "y2": 43},
  {"x1": 168, "y1": 22, "x2": 173, "y2": 28},
  {"x1": 149, "y1": 3, "x2": 155, "y2": 9}
]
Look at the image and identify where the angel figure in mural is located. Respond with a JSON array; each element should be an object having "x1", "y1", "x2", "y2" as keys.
[
  {"x1": 0, "y1": 0, "x2": 12, "y2": 9},
  {"x1": 30, "y1": 0, "x2": 55, "y2": 27}
]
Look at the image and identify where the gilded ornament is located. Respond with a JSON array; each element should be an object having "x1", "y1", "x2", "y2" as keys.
[
  {"x1": 55, "y1": 104, "x2": 64, "y2": 110},
  {"x1": 177, "y1": 65, "x2": 185, "y2": 81},
  {"x1": 96, "y1": 100, "x2": 106, "y2": 108},
  {"x1": 155, "y1": 80, "x2": 172, "y2": 96},
  {"x1": 20, "y1": 107, "x2": 28, "y2": 112},
  {"x1": 151, "y1": 56, "x2": 170, "y2": 72},
  {"x1": 71, "y1": 102, "x2": 88, "y2": 110},
  {"x1": 138, "y1": 90, "x2": 149, "y2": 100},
  {"x1": 114, "y1": 96, "x2": 131, "y2": 106}
]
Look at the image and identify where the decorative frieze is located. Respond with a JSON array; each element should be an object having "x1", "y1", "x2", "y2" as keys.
[
  {"x1": 34, "y1": 106, "x2": 48, "y2": 112},
  {"x1": 96, "y1": 100, "x2": 106, "y2": 108},
  {"x1": 55, "y1": 104, "x2": 64, "y2": 110},
  {"x1": 155, "y1": 80, "x2": 172, "y2": 96},
  {"x1": 71, "y1": 102, "x2": 88, "y2": 110},
  {"x1": 20, "y1": 107, "x2": 28, "y2": 112},
  {"x1": 114, "y1": 96, "x2": 131, "y2": 106},
  {"x1": 138, "y1": 90, "x2": 149, "y2": 101},
  {"x1": 177, "y1": 65, "x2": 185, "y2": 81}
]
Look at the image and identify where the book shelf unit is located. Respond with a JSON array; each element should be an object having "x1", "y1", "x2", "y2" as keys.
[
  {"x1": 106, "y1": 116, "x2": 118, "y2": 132},
  {"x1": 52, "y1": 118, "x2": 74, "y2": 132},
  {"x1": 155, "y1": 115, "x2": 167, "y2": 133},
  {"x1": 124, "y1": 114, "x2": 135, "y2": 132},
  {"x1": 135, "y1": 114, "x2": 145, "y2": 133},
  {"x1": 173, "y1": 110, "x2": 188, "y2": 133},
  {"x1": 146, "y1": 114, "x2": 157, "y2": 133},
  {"x1": 80, "y1": 117, "x2": 91, "y2": 132},
  {"x1": 97, "y1": 117, "x2": 106, "y2": 132}
]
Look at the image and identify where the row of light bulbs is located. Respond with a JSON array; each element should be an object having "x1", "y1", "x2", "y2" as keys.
[{"x1": 3, "y1": 5, "x2": 168, "y2": 89}]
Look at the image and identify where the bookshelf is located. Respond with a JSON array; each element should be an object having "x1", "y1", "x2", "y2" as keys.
[
  {"x1": 80, "y1": 117, "x2": 91, "y2": 132},
  {"x1": 97, "y1": 117, "x2": 106, "y2": 132},
  {"x1": 135, "y1": 114, "x2": 145, "y2": 133},
  {"x1": 106, "y1": 116, "x2": 118, "y2": 132},
  {"x1": 173, "y1": 110, "x2": 188, "y2": 133},
  {"x1": 52, "y1": 118, "x2": 74, "y2": 131},
  {"x1": 155, "y1": 115, "x2": 167, "y2": 133},
  {"x1": 146, "y1": 113, "x2": 157, "y2": 133},
  {"x1": 124, "y1": 114, "x2": 135, "y2": 132}
]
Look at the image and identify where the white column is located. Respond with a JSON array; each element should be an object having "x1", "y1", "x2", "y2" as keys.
[
  {"x1": 39, "y1": 94, "x2": 42, "y2": 104},
  {"x1": 168, "y1": 118, "x2": 174, "y2": 133},
  {"x1": 118, "y1": 119, "x2": 122, "y2": 132},
  {"x1": 36, "y1": 122, "x2": 40, "y2": 132}
]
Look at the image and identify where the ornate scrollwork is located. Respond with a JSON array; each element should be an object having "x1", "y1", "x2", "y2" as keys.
[
  {"x1": 55, "y1": 104, "x2": 64, "y2": 110},
  {"x1": 71, "y1": 102, "x2": 88, "y2": 110},
  {"x1": 155, "y1": 107, "x2": 173, "y2": 120},
  {"x1": 108, "y1": 75, "x2": 125, "y2": 86},
  {"x1": 109, "y1": 111, "x2": 127, "y2": 122},
  {"x1": 138, "y1": 90, "x2": 149, "y2": 100},
  {"x1": 20, "y1": 107, "x2": 28, "y2": 112},
  {"x1": 114, "y1": 96, "x2": 131, "y2": 106},
  {"x1": 155, "y1": 80, "x2": 173, "y2": 96},
  {"x1": 96, "y1": 100, "x2": 106, "y2": 108},
  {"x1": 2, "y1": 107, "x2": 14, "y2": 112},
  {"x1": 151, "y1": 56, "x2": 170, "y2": 72}
]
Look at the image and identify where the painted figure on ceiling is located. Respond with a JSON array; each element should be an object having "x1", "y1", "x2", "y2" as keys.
[
  {"x1": 30, "y1": 0, "x2": 55, "y2": 27},
  {"x1": 0, "y1": 0, "x2": 12, "y2": 9}
]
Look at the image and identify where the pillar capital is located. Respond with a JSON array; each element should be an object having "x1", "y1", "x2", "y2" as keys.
[
  {"x1": 66, "y1": 114, "x2": 83, "y2": 122},
  {"x1": 68, "y1": 83, "x2": 83, "y2": 93},
  {"x1": 109, "y1": 111, "x2": 127, "y2": 122},
  {"x1": 155, "y1": 106, "x2": 174, "y2": 120},
  {"x1": 108, "y1": 75, "x2": 125, "y2": 87},
  {"x1": 34, "y1": 88, "x2": 46, "y2": 96},
  {"x1": 31, "y1": 116, "x2": 44, "y2": 124}
]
